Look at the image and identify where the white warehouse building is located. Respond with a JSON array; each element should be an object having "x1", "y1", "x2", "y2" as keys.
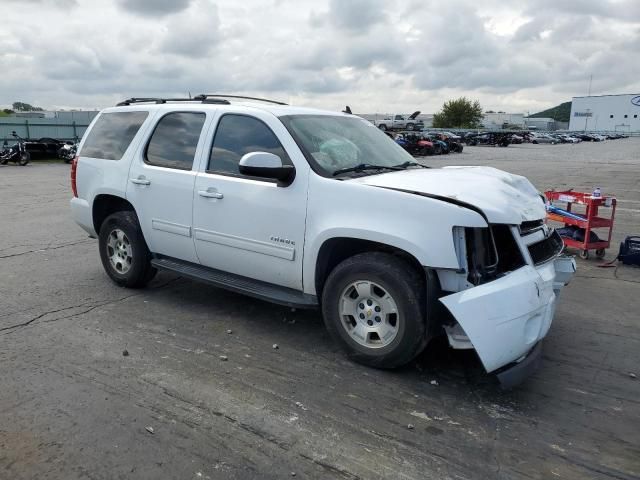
[{"x1": 569, "y1": 94, "x2": 640, "y2": 133}]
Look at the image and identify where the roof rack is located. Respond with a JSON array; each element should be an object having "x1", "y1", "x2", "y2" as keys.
[
  {"x1": 194, "y1": 94, "x2": 288, "y2": 106},
  {"x1": 116, "y1": 97, "x2": 231, "y2": 106},
  {"x1": 116, "y1": 95, "x2": 287, "y2": 107}
]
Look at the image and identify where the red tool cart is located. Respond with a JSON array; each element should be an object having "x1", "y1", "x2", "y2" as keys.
[{"x1": 544, "y1": 190, "x2": 617, "y2": 260}]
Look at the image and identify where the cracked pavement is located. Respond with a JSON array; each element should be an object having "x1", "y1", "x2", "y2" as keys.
[{"x1": 1, "y1": 143, "x2": 639, "y2": 480}]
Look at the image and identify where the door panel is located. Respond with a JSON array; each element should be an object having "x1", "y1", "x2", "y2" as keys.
[
  {"x1": 193, "y1": 111, "x2": 308, "y2": 290},
  {"x1": 193, "y1": 173, "x2": 306, "y2": 289},
  {"x1": 127, "y1": 110, "x2": 209, "y2": 263}
]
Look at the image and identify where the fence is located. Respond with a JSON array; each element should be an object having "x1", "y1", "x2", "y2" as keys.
[{"x1": 0, "y1": 116, "x2": 96, "y2": 141}]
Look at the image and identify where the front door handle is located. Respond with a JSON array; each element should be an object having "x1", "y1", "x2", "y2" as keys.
[
  {"x1": 198, "y1": 190, "x2": 223, "y2": 199},
  {"x1": 130, "y1": 177, "x2": 151, "y2": 186}
]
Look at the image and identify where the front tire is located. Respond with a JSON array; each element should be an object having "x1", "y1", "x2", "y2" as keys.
[
  {"x1": 321, "y1": 252, "x2": 428, "y2": 368},
  {"x1": 98, "y1": 211, "x2": 156, "y2": 288},
  {"x1": 19, "y1": 152, "x2": 30, "y2": 166}
]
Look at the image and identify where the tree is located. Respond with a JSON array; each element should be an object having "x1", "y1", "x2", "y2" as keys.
[
  {"x1": 432, "y1": 97, "x2": 483, "y2": 129},
  {"x1": 12, "y1": 102, "x2": 44, "y2": 112}
]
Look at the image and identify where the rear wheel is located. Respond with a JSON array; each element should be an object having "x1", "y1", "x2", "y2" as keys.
[
  {"x1": 595, "y1": 248, "x2": 606, "y2": 259},
  {"x1": 321, "y1": 252, "x2": 428, "y2": 368},
  {"x1": 378, "y1": 124, "x2": 387, "y2": 131},
  {"x1": 98, "y1": 211, "x2": 156, "y2": 288},
  {"x1": 406, "y1": 123, "x2": 414, "y2": 131}
]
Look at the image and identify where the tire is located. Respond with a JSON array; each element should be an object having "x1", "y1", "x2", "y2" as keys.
[
  {"x1": 378, "y1": 124, "x2": 387, "y2": 131},
  {"x1": 434, "y1": 144, "x2": 442, "y2": 155},
  {"x1": 406, "y1": 123, "x2": 414, "y2": 131},
  {"x1": 579, "y1": 249, "x2": 590, "y2": 260},
  {"x1": 532, "y1": 140, "x2": 538, "y2": 144},
  {"x1": 321, "y1": 252, "x2": 428, "y2": 368},
  {"x1": 98, "y1": 211, "x2": 157, "y2": 288},
  {"x1": 19, "y1": 152, "x2": 30, "y2": 166},
  {"x1": 595, "y1": 248, "x2": 606, "y2": 259}
]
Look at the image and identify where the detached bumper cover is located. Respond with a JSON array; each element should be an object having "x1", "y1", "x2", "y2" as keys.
[
  {"x1": 440, "y1": 256, "x2": 575, "y2": 377},
  {"x1": 495, "y1": 341, "x2": 543, "y2": 389}
]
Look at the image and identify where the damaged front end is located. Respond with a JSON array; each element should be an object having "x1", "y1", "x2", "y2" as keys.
[{"x1": 437, "y1": 221, "x2": 576, "y2": 388}]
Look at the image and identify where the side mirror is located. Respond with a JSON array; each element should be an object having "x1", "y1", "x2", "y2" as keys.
[
  {"x1": 11, "y1": 131, "x2": 17, "y2": 137},
  {"x1": 238, "y1": 152, "x2": 295, "y2": 186}
]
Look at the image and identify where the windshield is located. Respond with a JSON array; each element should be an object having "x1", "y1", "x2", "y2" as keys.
[{"x1": 280, "y1": 115, "x2": 415, "y2": 176}]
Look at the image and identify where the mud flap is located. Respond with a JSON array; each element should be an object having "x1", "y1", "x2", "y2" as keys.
[{"x1": 440, "y1": 266, "x2": 555, "y2": 373}]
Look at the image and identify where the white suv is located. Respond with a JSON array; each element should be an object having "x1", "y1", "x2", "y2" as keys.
[{"x1": 70, "y1": 95, "x2": 575, "y2": 387}]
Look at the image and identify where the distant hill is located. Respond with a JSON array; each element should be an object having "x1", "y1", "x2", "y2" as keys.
[{"x1": 529, "y1": 102, "x2": 571, "y2": 122}]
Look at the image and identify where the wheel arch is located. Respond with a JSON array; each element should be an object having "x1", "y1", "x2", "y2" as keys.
[
  {"x1": 313, "y1": 237, "x2": 424, "y2": 298},
  {"x1": 92, "y1": 194, "x2": 136, "y2": 234}
]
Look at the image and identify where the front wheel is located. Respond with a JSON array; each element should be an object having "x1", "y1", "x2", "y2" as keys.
[
  {"x1": 98, "y1": 211, "x2": 157, "y2": 288},
  {"x1": 19, "y1": 152, "x2": 30, "y2": 166},
  {"x1": 406, "y1": 123, "x2": 414, "y2": 131},
  {"x1": 321, "y1": 252, "x2": 428, "y2": 368}
]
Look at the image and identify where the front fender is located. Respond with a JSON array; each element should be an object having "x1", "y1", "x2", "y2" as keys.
[{"x1": 302, "y1": 175, "x2": 487, "y2": 294}]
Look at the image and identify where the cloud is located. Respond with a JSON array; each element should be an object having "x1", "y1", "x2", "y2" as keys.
[
  {"x1": 0, "y1": 0, "x2": 639, "y2": 114},
  {"x1": 116, "y1": 0, "x2": 193, "y2": 16}
]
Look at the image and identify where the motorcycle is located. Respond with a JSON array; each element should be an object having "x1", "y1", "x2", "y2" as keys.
[
  {"x1": 58, "y1": 136, "x2": 79, "y2": 163},
  {"x1": 0, "y1": 131, "x2": 30, "y2": 166}
]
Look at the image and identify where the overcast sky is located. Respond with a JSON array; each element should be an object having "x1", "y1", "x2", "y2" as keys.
[{"x1": 1, "y1": 0, "x2": 639, "y2": 114}]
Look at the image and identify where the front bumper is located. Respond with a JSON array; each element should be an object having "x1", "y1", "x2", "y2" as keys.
[{"x1": 440, "y1": 255, "x2": 575, "y2": 383}]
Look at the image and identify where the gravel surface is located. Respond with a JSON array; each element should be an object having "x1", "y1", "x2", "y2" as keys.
[{"x1": 1, "y1": 139, "x2": 639, "y2": 479}]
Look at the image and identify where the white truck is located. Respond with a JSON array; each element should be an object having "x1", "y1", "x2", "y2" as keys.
[
  {"x1": 70, "y1": 95, "x2": 575, "y2": 387},
  {"x1": 374, "y1": 111, "x2": 423, "y2": 131}
]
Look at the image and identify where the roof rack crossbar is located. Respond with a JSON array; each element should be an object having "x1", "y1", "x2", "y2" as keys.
[{"x1": 195, "y1": 94, "x2": 288, "y2": 106}]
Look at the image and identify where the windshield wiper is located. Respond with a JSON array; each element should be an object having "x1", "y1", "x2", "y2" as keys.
[
  {"x1": 332, "y1": 163, "x2": 401, "y2": 177},
  {"x1": 393, "y1": 160, "x2": 430, "y2": 169}
]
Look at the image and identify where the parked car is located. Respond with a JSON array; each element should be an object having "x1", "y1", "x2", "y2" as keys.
[
  {"x1": 24, "y1": 137, "x2": 65, "y2": 158},
  {"x1": 70, "y1": 95, "x2": 575, "y2": 387},
  {"x1": 374, "y1": 112, "x2": 423, "y2": 131},
  {"x1": 530, "y1": 133, "x2": 557, "y2": 144}
]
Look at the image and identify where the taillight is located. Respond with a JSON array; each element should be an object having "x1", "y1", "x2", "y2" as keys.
[{"x1": 71, "y1": 156, "x2": 79, "y2": 197}]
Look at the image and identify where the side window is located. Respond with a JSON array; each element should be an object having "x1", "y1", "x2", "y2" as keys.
[
  {"x1": 81, "y1": 111, "x2": 148, "y2": 160},
  {"x1": 395, "y1": 115, "x2": 403, "y2": 120},
  {"x1": 145, "y1": 112, "x2": 206, "y2": 170},
  {"x1": 208, "y1": 114, "x2": 291, "y2": 176}
]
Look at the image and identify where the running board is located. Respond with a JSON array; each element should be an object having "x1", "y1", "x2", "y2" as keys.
[{"x1": 151, "y1": 257, "x2": 318, "y2": 309}]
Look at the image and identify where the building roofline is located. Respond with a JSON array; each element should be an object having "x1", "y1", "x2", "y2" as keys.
[{"x1": 572, "y1": 94, "x2": 640, "y2": 99}]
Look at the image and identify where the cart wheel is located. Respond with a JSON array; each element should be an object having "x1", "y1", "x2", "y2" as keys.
[
  {"x1": 579, "y1": 249, "x2": 590, "y2": 260},
  {"x1": 595, "y1": 248, "x2": 606, "y2": 259}
]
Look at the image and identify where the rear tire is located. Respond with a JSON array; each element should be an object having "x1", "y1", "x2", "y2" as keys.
[
  {"x1": 98, "y1": 211, "x2": 156, "y2": 288},
  {"x1": 378, "y1": 124, "x2": 387, "y2": 131},
  {"x1": 321, "y1": 252, "x2": 428, "y2": 368}
]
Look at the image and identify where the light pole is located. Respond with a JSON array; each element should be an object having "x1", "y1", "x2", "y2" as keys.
[{"x1": 584, "y1": 108, "x2": 591, "y2": 132}]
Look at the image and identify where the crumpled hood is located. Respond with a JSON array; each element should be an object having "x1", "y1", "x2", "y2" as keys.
[{"x1": 350, "y1": 166, "x2": 546, "y2": 224}]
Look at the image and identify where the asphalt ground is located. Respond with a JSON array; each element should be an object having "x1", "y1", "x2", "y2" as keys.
[{"x1": 1, "y1": 139, "x2": 639, "y2": 480}]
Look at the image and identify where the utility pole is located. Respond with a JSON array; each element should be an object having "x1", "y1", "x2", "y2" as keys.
[{"x1": 587, "y1": 74, "x2": 593, "y2": 97}]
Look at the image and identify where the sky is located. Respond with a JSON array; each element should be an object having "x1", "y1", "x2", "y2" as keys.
[{"x1": 1, "y1": 0, "x2": 639, "y2": 114}]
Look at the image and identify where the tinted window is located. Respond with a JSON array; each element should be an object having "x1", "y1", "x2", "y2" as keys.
[
  {"x1": 81, "y1": 111, "x2": 148, "y2": 160},
  {"x1": 145, "y1": 112, "x2": 206, "y2": 170},
  {"x1": 208, "y1": 114, "x2": 290, "y2": 175}
]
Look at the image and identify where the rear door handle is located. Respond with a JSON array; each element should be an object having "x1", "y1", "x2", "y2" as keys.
[
  {"x1": 130, "y1": 177, "x2": 151, "y2": 186},
  {"x1": 198, "y1": 190, "x2": 223, "y2": 199}
]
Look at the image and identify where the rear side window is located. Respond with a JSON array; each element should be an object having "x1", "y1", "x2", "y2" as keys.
[
  {"x1": 145, "y1": 112, "x2": 206, "y2": 170},
  {"x1": 208, "y1": 114, "x2": 290, "y2": 175},
  {"x1": 81, "y1": 111, "x2": 148, "y2": 160}
]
